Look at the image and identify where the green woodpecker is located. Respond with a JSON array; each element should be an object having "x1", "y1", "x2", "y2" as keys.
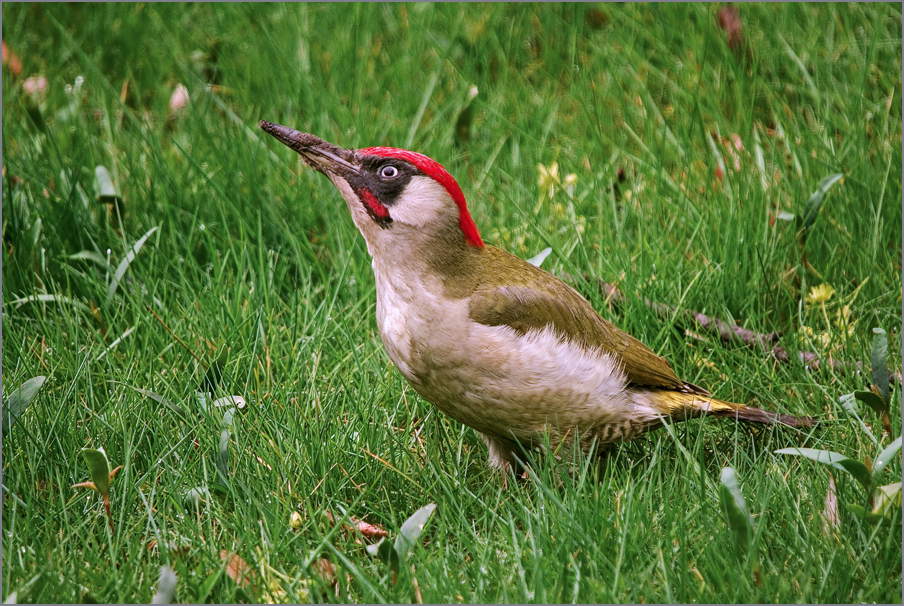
[{"x1": 260, "y1": 121, "x2": 814, "y2": 475}]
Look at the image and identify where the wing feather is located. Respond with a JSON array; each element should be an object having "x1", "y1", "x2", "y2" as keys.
[{"x1": 467, "y1": 250, "x2": 705, "y2": 394}]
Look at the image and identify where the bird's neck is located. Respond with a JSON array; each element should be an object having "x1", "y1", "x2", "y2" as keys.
[{"x1": 371, "y1": 223, "x2": 486, "y2": 299}]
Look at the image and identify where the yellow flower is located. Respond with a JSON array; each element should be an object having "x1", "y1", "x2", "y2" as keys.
[
  {"x1": 806, "y1": 283, "x2": 835, "y2": 305},
  {"x1": 537, "y1": 162, "x2": 560, "y2": 191},
  {"x1": 289, "y1": 511, "x2": 303, "y2": 530},
  {"x1": 838, "y1": 304, "x2": 851, "y2": 322},
  {"x1": 833, "y1": 304, "x2": 856, "y2": 338}
]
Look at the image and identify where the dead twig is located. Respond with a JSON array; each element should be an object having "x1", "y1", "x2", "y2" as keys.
[
  {"x1": 593, "y1": 279, "x2": 899, "y2": 383},
  {"x1": 598, "y1": 281, "x2": 780, "y2": 349},
  {"x1": 147, "y1": 305, "x2": 203, "y2": 363}
]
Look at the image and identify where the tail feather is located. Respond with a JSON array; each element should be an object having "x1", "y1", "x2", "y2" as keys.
[
  {"x1": 706, "y1": 400, "x2": 815, "y2": 427},
  {"x1": 648, "y1": 391, "x2": 816, "y2": 428}
]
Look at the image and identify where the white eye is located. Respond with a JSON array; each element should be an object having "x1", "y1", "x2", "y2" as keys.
[{"x1": 379, "y1": 165, "x2": 399, "y2": 179}]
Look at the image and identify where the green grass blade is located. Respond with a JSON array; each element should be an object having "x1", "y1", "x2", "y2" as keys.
[
  {"x1": 870, "y1": 327, "x2": 889, "y2": 404},
  {"x1": 9, "y1": 294, "x2": 91, "y2": 313},
  {"x1": 718, "y1": 467, "x2": 752, "y2": 554},
  {"x1": 79, "y1": 448, "x2": 112, "y2": 496},
  {"x1": 106, "y1": 226, "x2": 159, "y2": 303},
  {"x1": 854, "y1": 390, "x2": 888, "y2": 418},
  {"x1": 872, "y1": 436, "x2": 902, "y2": 478},
  {"x1": 394, "y1": 503, "x2": 437, "y2": 563},
  {"x1": 775, "y1": 447, "x2": 872, "y2": 492},
  {"x1": 799, "y1": 173, "x2": 844, "y2": 233},
  {"x1": 2, "y1": 376, "x2": 47, "y2": 435}
]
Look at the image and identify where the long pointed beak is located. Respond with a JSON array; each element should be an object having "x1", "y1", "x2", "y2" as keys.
[{"x1": 259, "y1": 121, "x2": 361, "y2": 177}]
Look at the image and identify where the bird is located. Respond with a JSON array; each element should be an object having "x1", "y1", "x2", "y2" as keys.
[{"x1": 260, "y1": 120, "x2": 814, "y2": 476}]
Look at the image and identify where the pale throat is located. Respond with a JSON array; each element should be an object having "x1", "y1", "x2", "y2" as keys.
[{"x1": 328, "y1": 174, "x2": 383, "y2": 256}]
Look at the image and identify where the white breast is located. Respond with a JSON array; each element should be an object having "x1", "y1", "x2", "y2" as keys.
[
  {"x1": 449, "y1": 323, "x2": 636, "y2": 439},
  {"x1": 370, "y1": 264, "x2": 650, "y2": 444},
  {"x1": 372, "y1": 262, "x2": 424, "y2": 381}
]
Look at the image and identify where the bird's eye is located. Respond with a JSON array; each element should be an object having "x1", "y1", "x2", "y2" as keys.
[{"x1": 379, "y1": 165, "x2": 399, "y2": 179}]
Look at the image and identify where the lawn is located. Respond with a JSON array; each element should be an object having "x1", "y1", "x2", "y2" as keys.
[{"x1": 2, "y1": 3, "x2": 901, "y2": 603}]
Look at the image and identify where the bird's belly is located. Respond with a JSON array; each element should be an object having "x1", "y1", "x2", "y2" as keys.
[
  {"x1": 427, "y1": 325, "x2": 647, "y2": 441},
  {"x1": 378, "y1": 302, "x2": 652, "y2": 444},
  {"x1": 371, "y1": 267, "x2": 661, "y2": 445}
]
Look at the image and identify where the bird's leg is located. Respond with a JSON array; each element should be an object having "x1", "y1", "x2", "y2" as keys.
[{"x1": 480, "y1": 433, "x2": 521, "y2": 485}]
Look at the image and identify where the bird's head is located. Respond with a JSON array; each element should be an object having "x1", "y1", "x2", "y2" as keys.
[{"x1": 260, "y1": 121, "x2": 483, "y2": 258}]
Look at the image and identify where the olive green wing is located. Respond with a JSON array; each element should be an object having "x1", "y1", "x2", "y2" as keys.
[{"x1": 468, "y1": 281, "x2": 706, "y2": 394}]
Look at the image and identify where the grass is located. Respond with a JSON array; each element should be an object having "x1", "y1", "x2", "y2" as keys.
[{"x1": 2, "y1": 3, "x2": 901, "y2": 603}]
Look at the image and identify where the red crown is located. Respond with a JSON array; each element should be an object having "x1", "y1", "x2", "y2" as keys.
[{"x1": 358, "y1": 147, "x2": 484, "y2": 248}]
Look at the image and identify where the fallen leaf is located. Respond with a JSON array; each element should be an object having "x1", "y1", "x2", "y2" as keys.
[
  {"x1": 871, "y1": 482, "x2": 902, "y2": 515},
  {"x1": 220, "y1": 550, "x2": 256, "y2": 589},
  {"x1": 716, "y1": 6, "x2": 743, "y2": 51},
  {"x1": 822, "y1": 474, "x2": 840, "y2": 533},
  {"x1": 353, "y1": 518, "x2": 388, "y2": 538},
  {"x1": 169, "y1": 83, "x2": 190, "y2": 112},
  {"x1": 312, "y1": 558, "x2": 337, "y2": 587},
  {"x1": 2, "y1": 41, "x2": 22, "y2": 76},
  {"x1": 22, "y1": 74, "x2": 48, "y2": 100},
  {"x1": 325, "y1": 510, "x2": 388, "y2": 538}
]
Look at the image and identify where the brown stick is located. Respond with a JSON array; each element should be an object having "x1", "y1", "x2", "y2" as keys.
[
  {"x1": 147, "y1": 305, "x2": 203, "y2": 364},
  {"x1": 597, "y1": 280, "x2": 779, "y2": 347},
  {"x1": 593, "y1": 279, "x2": 900, "y2": 383},
  {"x1": 103, "y1": 493, "x2": 114, "y2": 531}
]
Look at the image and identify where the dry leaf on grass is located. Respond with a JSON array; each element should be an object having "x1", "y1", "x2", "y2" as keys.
[
  {"x1": 220, "y1": 550, "x2": 257, "y2": 589},
  {"x1": 2, "y1": 41, "x2": 23, "y2": 76},
  {"x1": 822, "y1": 474, "x2": 840, "y2": 533},
  {"x1": 353, "y1": 518, "x2": 388, "y2": 538},
  {"x1": 168, "y1": 83, "x2": 190, "y2": 113},
  {"x1": 313, "y1": 558, "x2": 338, "y2": 587},
  {"x1": 716, "y1": 6, "x2": 743, "y2": 51},
  {"x1": 325, "y1": 510, "x2": 388, "y2": 538},
  {"x1": 23, "y1": 75, "x2": 48, "y2": 99}
]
